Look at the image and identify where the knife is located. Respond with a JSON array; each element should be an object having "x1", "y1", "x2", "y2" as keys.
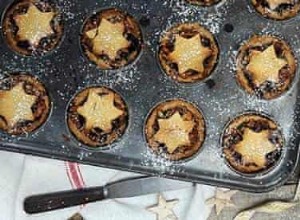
[{"x1": 24, "y1": 176, "x2": 194, "y2": 214}]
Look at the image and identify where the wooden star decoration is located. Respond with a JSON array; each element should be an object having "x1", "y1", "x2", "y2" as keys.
[
  {"x1": 85, "y1": 18, "x2": 130, "y2": 60},
  {"x1": 169, "y1": 34, "x2": 212, "y2": 74},
  {"x1": 246, "y1": 45, "x2": 287, "y2": 86},
  {"x1": 0, "y1": 83, "x2": 37, "y2": 127},
  {"x1": 153, "y1": 112, "x2": 195, "y2": 153},
  {"x1": 206, "y1": 188, "x2": 237, "y2": 216},
  {"x1": 77, "y1": 91, "x2": 124, "y2": 132},
  {"x1": 266, "y1": 0, "x2": 293, "y2": 10},
  {"x1": 14, "y1": 4, "x2": 55, "y2": 46},
  {"x1": 68, "y1": 213, "x2": 84, "y2": 220},
  {"x1": 147, "y1": 194, "x2": 179, "y2": 220},
  {"x1": 234, "y1": 128, "x2": 277, "y2": 167}
]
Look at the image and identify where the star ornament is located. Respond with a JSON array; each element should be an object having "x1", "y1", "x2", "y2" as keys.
[
  {"x1": 169, "y1": 34, "x2": 212, "y2": 74},
  {"x1": 85, "y1": 18, "x2": 130, "y2": 60},
  {"x1": 14, "y1": 4, "x2": 55, "y2": 46},
  {"x1": 68, "y1": 213, "x2": 84, "y2": 220},
  {"x1": 266, "y1": 0, "x2": 293, "y2": 10},
  {"x1": 77, "y1": 91, "x2": 124, "y2": 132},
  {"x1": 234, "y1": 128, "x2": 277, "y2": 167},
  {"x1": 246, "y1": 45, "x2": 287, "y2": 86},
  {"x1": 153, "y1": 112, "x2": 195, "y2": 153},
  {"x1": 0, "y1": 83, "x2": 37, "y2": 127},
  {"x1": 206, "y1": 188, "x2": 237, "y2": 216},
  {"x1": 147, "y1": 194, "x2": 178, "y2": 220}
]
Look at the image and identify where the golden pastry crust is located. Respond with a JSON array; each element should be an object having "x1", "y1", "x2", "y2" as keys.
[
  {"x1": 67, "y1": 86, "x2": 128, "y2": 148},
  {"x1": 158, "y1": 23, "x2": 219, "y2": 83},
  {"x1": 145, "y1": 99, "x2": 206, "y2": 161},
  {"x1": 185, "y1": 0, "x2": 222, "y2": 6},
  {"x1": 251, "y1": 0, "x2": 300, "y2": 20},
  {"x1": 2, "y1": 0, "x2": 64, "y2": 56},
  {"x1": 236, "y1": 35, "x2": 296, "y2": 100},
  {"x1": 0, "y1": 73, "x2": 51, "y2": 135},
  {"x1": 222, "y1": 113, "x2": 283, "y2": 174},
  {"x1": 80, "y1": 8, "x2": 143, "y2": 70}
]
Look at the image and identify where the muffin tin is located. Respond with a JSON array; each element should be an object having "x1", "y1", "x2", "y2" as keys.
[{"x1": 0, "y1": 0, "x2": 300, "y2": 192}]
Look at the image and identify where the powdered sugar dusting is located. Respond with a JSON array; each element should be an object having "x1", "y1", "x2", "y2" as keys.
[{"x1": 0, "y1": 0, "x2": 299, "y2": 190}]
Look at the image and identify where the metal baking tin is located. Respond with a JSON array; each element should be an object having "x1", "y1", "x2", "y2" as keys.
[{"x1": 0, "y1": 0, "x2": 300, "y2": 192}]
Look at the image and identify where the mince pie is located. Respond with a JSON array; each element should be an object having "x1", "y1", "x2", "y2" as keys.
[
  {"x1": 236, "y1": 35, "x2": 296, "y2": 100},
  {"x1": 185, "y1": 0, "x2": 222, "y2": 6},
  {"x1": 0, "y1": 73, "x2": 51, "y2": 135},
  {"x1": 145, "y1": 99, "x2": 206, "y2": 161},
  {"x1": 222, "y1": 113, "x2": 283, "y2": 175},
  {"x1": 2, "y1": 0, "x2": 64, "y2": 56},
  {"x1": 67, "y1": 86, "x2": 128, "y2": 148},
  {"x1": 158, "y1": 23, "x2": 219, "y2": 83},
  {"x1": 80, "y1": 8, "x2": 143, "y2": 70},
  {"x1": 251, "y1": 0, "x2": 300, "y2": 20}
]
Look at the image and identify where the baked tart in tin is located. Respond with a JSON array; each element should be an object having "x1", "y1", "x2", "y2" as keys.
[
  {"x1": 0, "y1": 73, "x2": 51, "y2": 135},
  {"x1": 2, "y1": 0, "x2": 64, "y2": 56},
  {"x1": 236, "y1": 35, "x2": 296, "y2": 100},
  {"x1": 67, "y1": 86, "x2": 128, "y2": 148},
  {"x1": 222, "y1": 113, "x2": 283, "y2": 175},
  {"x1": 158, "y1": 23, "x2": 219, "y2": 83},
  {"x1": 251, "y1": 0, "x2": 300, "y2": 20},
  {"x1": 185, "y1": 0, "x2": 222, "y2": 6},
  {"x1": 80, "y1": 8, "x2": 143, "y2": 70},
  {"x1": 145, "y1": 99, "x2": 206, "y2": 161}
]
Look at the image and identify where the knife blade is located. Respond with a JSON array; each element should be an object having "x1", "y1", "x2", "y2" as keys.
[{"x1": 24, "y1": 176, "x2": 193, "y2": 214}]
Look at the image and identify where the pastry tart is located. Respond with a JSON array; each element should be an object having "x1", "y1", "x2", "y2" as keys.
[
  {"x1": 145, "y1": 99, "x2": 206, "y2": 161},
  {"x1": 222, "y1": 113, "x2": 283, "y2": 174},
  {"x1": 80, "y1": 8, "x2": 143, "y2": 70},
  {"x1": 2, "y1": 0, "x2": 63, "y2": 56},
  {"x1": 185, "y1": 0, "x2": 222, "y2": 6},
  {"x1": 236, "y1": 35, "x2": 296, "y2": 100},
  {"x1": 251, "y1": 0, "x2": 300, "y2": 20},
  {"x1": 67, "y1": 86, "x2": 128, "y2": 148},
  {"x1": 158, "y1": 23, "x2": 219, "y2": 83},
  {"x1": 0, "y1": 73, "x2": 51, "y2": 135}
]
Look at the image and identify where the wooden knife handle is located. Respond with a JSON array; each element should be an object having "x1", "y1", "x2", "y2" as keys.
[{"x1": 24, "y1": 187, "x2": 106, "y2": 214}]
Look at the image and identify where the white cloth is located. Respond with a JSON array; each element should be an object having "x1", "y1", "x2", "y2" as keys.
[{"x1": 0, "y1": 151, "x2": 215, "y2": 220}]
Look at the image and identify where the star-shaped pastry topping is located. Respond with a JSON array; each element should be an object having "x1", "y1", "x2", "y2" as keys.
[
  {"x1": 85, "y1": 18, "x2": 130, "y2": 60},
  {"x1": 169, "y1": 34, "x2": 212, "y2": 74},
  {"x1": 246, "y1": 45, "x2": 287, "y2": 86},
  {"x1": 266, "y1": 0, "x2": 293, "y2": 10},
  {"x1": 14, "y1": 4, "x2": 55, "y2": 46},
  {"x1": 234, "y1": 128, "x2": 277, "y2": 167},
  {"x1": 153, "y1": 112, "x2": 195, "y2": 153},
  {"x1": 0, "y1": 83, "x2": 37, "y2": 127},
  {"x1": 206, "y1": 188, "x2": 237, "y2": 216},
  {"x1": 147, "y1": 194, "x2": 178, "y2": 220},
  {"x1": 77, "y1": 91, "x2": 124, "y2": 132}
]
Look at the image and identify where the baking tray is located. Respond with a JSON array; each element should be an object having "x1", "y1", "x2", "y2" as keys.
[{"x1": 0, "y1": 0, "x2": 300, "y2": 192}]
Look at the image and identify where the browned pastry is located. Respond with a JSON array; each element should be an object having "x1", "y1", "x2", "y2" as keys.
[
  {"x1": 222, "y1": 113, "x2": 283, "y2": 174},
  {"x1": 251, "y1": 0, "x2": 300, "y2": 20},
  {"x1": 185, "y1": 0, "x2": 222, "y2": 6},
  {"x1": 67, "y1": 86, "x2": 128, "y2": 148},
  {"x1": 158, "y1": 23, "x2": 219, "y2": 83},
  {"x1": 236, "y1": 35, "x2": 296, "y2": 100},
  {"x1": 0, "y1": 73, "x2": 51, "y2": 135},
  {"x1": 145, "y1": 99, "x2": 206, "y2": 161},
  {"x1": 80, "y1": 8, "x2": 143, "y2": 70},
  {"x1": 2, "y1": 0, "x2": 63, "y2": 56}
]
